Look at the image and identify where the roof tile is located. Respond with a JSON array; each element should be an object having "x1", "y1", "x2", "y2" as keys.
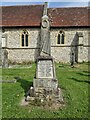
[
  {"x1": 0, "y1": 5, "x2": 89, "y2": 27},
  {"x1": 48, "y1": 7, "x2": 89, "y2": 27},
  {"x1": 1, "y1": 5, "x2": 44, "y2": 27}
]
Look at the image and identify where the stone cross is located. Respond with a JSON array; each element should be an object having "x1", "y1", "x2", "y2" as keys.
[
  {"x1": 40, "y1": 2, "x2": 51, "y2": 56},
  {"x1": 25, "y1": 3, "x2": 64, "y2": 107}
]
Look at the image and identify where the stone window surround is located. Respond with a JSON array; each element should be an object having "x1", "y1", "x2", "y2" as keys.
[
  {"x1": 20, "y1": 30, "x2": 30, "y2": 48},
  {"x1": 56, "y1": 30, "x2": 65, "y2": 45}
]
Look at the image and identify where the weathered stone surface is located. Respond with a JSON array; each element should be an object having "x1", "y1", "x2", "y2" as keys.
[
  {"x1": 1, "y1": 28, "x2": 89, "y2": 63},
  {"x1": 34, "y1": 78, "x2": 58, "y2": 91},
  {"x1": 8, "y1": 49, "x2": 37, "y2": 63},
  {"x1": 50, "y1": 28, "x2": 89, "y2": 63},
  {"x1": 33, "y1": 56, "x2": 60, "y2": 103},
  {"x1": 40, "y1": 15, "x2": 50, "y2": 56},
  {"x1": 25, "y1": 3, "x2": 64, "y2": 106},
  {"x1": 37, "y1": 60, "x2": 53, "y2": 78},
  {"x1": 2, "y1": 49, "x2": 8, "y2": 68},
  {"x1": 40, "y1": 2, "x2": 50, "y2": 56},
  {"x1": 1, "y1": 28, "x2": 41, "y2": 63}
]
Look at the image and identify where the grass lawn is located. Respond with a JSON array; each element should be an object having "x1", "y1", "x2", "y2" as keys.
[{"x1": 1, "y1": 62, "x2": 89, "y2": 119}]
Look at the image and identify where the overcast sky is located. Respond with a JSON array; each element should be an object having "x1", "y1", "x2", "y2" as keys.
[{"x1": 0, "y1": 0, "x2": 89, "y2": 7}]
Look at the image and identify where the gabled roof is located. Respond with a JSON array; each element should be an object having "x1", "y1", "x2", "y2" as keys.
[
  {"x1": 48, "y1": 7, "x2": 89, "y2": 27},
  {"x1": 0, "y1": 5, "x2": 89, "y2": 27},
  {"x1": 1, "y1": 5, "x2": 44, "y2": 27}
]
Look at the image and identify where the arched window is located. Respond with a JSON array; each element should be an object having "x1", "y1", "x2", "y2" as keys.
[
  {"x1": 57, "y1": 31, "x2": 65, "y2": 44},
  {"x1": 21, "y1": 30, "x2": 28, "y2": 47}
]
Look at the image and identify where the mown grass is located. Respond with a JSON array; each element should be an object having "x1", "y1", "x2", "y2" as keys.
[{"x1": 1, "y1": 62, "x2": 89, "y2": 119}]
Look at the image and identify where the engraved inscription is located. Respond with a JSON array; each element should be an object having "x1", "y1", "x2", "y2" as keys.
[{"x1": 37, "y1": 60, "x2": 53, "y2": 78}]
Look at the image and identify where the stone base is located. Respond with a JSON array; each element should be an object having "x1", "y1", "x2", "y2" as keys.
[
  {"x1": 25, "y1": 82, "x2": 64, "y2": 105},
  {"x1": 25, "y1": 56, "x2": 64, "y2": 108},
  {"x1": 34, "y1": 78, "x2": 58, "y2": 91},
  {"x1": 24, "y1": 85, "x2": 64, "y2": 110},
  {"x1": 23, "y1": 92, "x2": 64, "y2": 110},
  {"x1": 33, "y1": 78, "x2": 63, "y2": 102}
]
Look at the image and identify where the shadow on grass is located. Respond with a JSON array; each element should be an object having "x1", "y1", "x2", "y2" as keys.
[
  {"x1": 76, "y1": 72, "x2": 90, "y2": 76},
  {"x1": 83, "y1": 71, "x2": 90, "y2": 74},
  {"x1": 69, "y1": 77, "x2": 90, "y2": 84},
  {"x1": 14, "y1": 76, "x2": 33, "y2": 96}
]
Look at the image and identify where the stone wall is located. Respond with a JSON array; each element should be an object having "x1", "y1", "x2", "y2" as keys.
[
  {"x1": 4, "y1": 28, "x2": 40, "y2": 48},
  {"x1": 2, "y1": 27, "x2": 90, "y2": 63},
  {"x1": 2, "y1": 28, "x2": 40, "y2": 63},
  {"x1": 50, "y1": 28, "x2": 89, "y2": 63},
  {"x1": 8, "y1": 48, "x2": 38, "y2": 63}
]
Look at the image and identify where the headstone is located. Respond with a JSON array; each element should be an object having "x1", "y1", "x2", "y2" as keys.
[
  {"x1": 26, "y1": 3, "x2": 64, "y2": 107},
  {"x1": 2, "y1": 34, "x2": 8, "y2": 68},
  {"x1": 2, "y1": 49, "x2": 8, "y2": 68}
]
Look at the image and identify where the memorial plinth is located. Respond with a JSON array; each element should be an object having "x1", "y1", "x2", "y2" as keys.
[{"x1": 30, "y1": 56, "x2": 64, "y2": 103}]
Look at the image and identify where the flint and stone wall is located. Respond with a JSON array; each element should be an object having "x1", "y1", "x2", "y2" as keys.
[
  {"x1": 2, "y1": 28, "x2": 40, "y2": 63},
  {"x1": 1, "y1": 27, "x2": 89, "y2": 63},
  {"x1": 50, "y1": 28, "x2": 89, "y2": 63}
]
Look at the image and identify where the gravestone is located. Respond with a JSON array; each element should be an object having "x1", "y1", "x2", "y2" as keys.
[
  {"x1": 2, "y1": 49, "x2": 8, "y2": 68},
  {"x1": 26, "y1": 3, "x2": 64, "y2": 106},
  {"x1": 2, "y1": 34, "x2": 8, "y2": 68}
]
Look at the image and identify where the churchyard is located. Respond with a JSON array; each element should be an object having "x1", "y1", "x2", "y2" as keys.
[
  {"x1": 1, "y1": 62, "x2": 89, "y2": 119},
  {"x1": 1, "y1": 2, "x2": 89, "y2": 119}
]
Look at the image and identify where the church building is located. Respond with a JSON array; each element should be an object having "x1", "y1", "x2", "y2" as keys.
[{"x1": 0, "y1": 3, "x2": 90, "y2": 65}]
